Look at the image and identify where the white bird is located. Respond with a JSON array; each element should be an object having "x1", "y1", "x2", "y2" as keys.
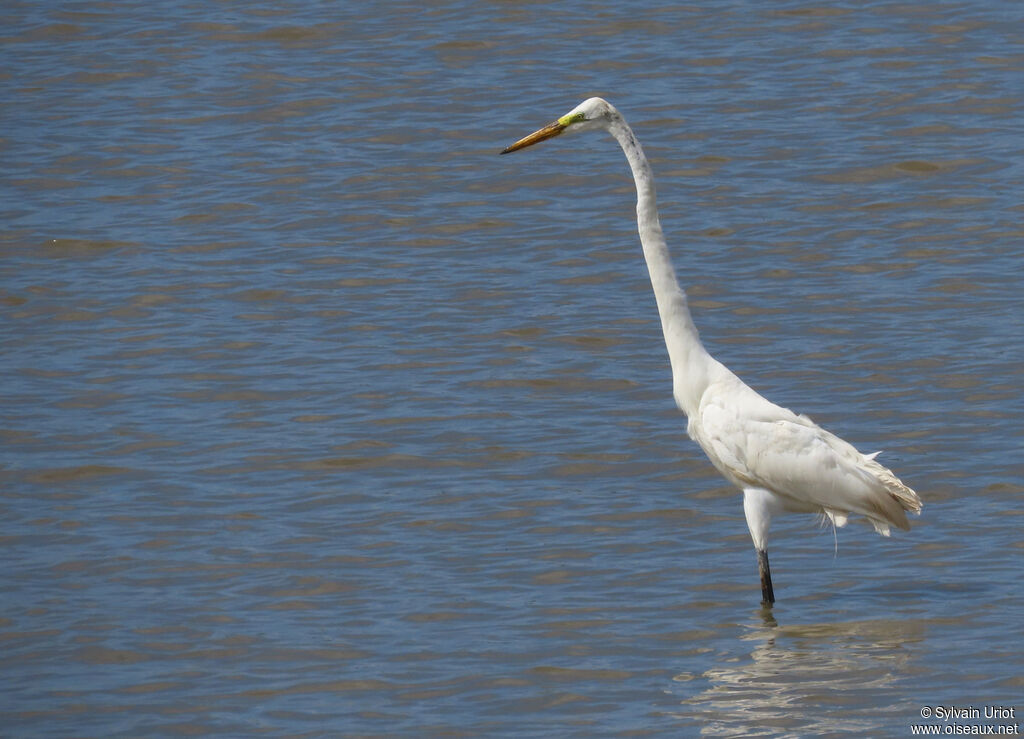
[{"x1": 501, "y1": 97, "x2": 922, "y2": 604}]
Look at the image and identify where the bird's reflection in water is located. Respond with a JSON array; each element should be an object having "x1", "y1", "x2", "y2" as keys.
[{"x1": 670, "y1": 609, "x2": 924, "y2": 736}]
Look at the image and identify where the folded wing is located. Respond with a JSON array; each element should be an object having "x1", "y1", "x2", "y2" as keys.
[{"x1": 688, "y1": 378, "x2": 922, "y2": 535}]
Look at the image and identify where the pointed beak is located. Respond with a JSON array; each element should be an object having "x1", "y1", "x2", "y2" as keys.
[{"x1": 500, "y1": 120, "x2": 566, "y2": 154}]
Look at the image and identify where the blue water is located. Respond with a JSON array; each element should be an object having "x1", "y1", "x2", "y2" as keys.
[{"x1": 2, "y1": 1, "x2": 1022, "y2": 736}]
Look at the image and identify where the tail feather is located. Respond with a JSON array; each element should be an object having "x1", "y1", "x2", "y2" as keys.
[{"x1": 862, "y1": 456, "x2": 923, "y2": 534}]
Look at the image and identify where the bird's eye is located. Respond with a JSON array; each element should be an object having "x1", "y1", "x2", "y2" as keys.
[{"x1": 558, "y1": 112, "x2": 587, "y2": 127}]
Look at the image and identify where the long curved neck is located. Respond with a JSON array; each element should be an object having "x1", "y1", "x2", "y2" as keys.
[{"x1": 606, "y1": 114, "x2": 718, "y2": 416}]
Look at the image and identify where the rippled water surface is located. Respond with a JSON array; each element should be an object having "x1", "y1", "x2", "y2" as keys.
[{"x1": 2, "y1": 1, "x2": 1022, "y2": 736}]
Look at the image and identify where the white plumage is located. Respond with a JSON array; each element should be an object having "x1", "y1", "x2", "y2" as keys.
[{"x1": 502, "y1": 97, "x2": 922, "y2": 604}]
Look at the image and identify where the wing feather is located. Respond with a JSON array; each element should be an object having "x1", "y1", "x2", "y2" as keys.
[{"x1": 688, "y1": 378, "x2": 921, "y2": 532}]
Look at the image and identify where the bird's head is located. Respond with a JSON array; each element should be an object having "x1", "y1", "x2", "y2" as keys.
[{"x1": 500, "y1": 97, "x2": 616, "y2": 154}]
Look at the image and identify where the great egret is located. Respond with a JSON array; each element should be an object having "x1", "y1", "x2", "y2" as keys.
[{"x1": 501, "y1": 97, "x2": 922, "y2": 605}]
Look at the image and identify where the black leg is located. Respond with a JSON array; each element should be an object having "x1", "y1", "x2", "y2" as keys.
[{"x1": 757, "y1": 548, "x2": 775, "y2": 605}]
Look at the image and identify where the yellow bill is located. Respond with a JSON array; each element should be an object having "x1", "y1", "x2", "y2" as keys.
[{"x1": 500, "y1": 120, "x2": 566, "y2": 154}]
